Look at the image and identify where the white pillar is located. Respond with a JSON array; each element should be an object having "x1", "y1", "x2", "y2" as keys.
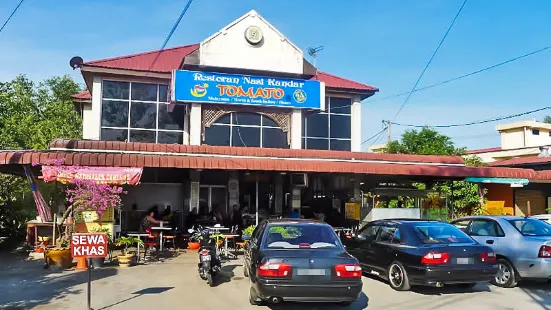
[
  {"x1": 189, "y1": 103, "x2": 202, "y2": 146},
  {"x1": 85, "y1": 77, "x2": 102, "y2": 140},
  {"x1": 290, "y1": 109, "x2": 302, "y2": 149},
  {"x1": 351, "y1": 95, "x2": 362, "y2": 152},
  {"x1": 183, "y1": 110, "x2": 190, "y2": 145}
]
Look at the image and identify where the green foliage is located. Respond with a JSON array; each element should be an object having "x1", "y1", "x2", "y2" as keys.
[
  {"x1": 242, "y1": 225, "x2": 256, "y2": 236},
  {"x1": 385, "y1": 127, "x2": 465, "y2": 155},
  {"x1": 0, "y1": 75, "x2": 82, "y2": 240},
  {"x1": 115, "y1": 236, "x2": 144, "y2": 255},
  {"x1": 544, "y1": 116, "x2": 551, "y2": 124},
  {"x1": 385, "y1": 127, "x2": 484, "y2": 217},
  {"x1": 269, "y1": 226, "x2": 301, "y2": 238}
]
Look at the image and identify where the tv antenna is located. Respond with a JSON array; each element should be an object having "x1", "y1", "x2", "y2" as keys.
[{"x1": 307, "y1": 45, "x2": 324, "y2": 67}]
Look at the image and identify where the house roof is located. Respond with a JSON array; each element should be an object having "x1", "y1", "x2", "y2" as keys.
[
  {"x1": 490, "y1": 156, "x2": 551, "y2": 167},
  {"x1": 79, "y1": 43, "x2": 378, "y2": 94},
  {"x1": 0, "y1": 139, "x2": 546, "y2": 180},
  {"x1": 467, "y1": 147, "x2": 501, "y2": 155}
]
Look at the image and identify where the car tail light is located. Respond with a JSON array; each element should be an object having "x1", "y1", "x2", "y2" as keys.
[
  {"x1": 538, "y1": 245, "x2": 551, "y2": 258},
  {"x1": 258, "y1": 262, "x2": 292, "y2": 277},
  {"x1": 480, "y1": 252, "x2": 496, "y2": 263},
  {"x1": 335, "y1": 264, "x2": 362, "y2": 278},
  {"x1": 421, "y1": 252, "x2": 450, "y2": 265},
  {"x1": 200, "y1": 249, "x2": 209, "y2": 255}
]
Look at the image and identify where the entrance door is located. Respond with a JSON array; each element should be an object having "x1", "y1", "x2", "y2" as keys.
[{"x1": 199, "y1": 185, "x2": 227, "y2": 215}]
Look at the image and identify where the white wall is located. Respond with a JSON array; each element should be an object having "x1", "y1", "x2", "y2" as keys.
[
  {"x1": 290, "y1": 109, "x2": 302, "y2": 149},
  {"x1": 189, "y1": 103, "x2": 202, "y2": 146},
  {"x1": 351, "y1": 95, "x2": 362, "y2": 152},
  {"x1": 121, "y1": 183, "x2": 184, "y2": 212},
  {"x1": 83, "y1": 77, "x2": 102, "y2": 140},
  {"x1": 501, "y1": 129, "x2": 526, "y2": 150},
  {"x1": 525, "y1": 128, "x2": 551, "y2": 148},
  {"x1": 200, "y1": 10, "x2": 303, "y2": 75},
  {"x1": 363, "y1": 208, "x2": 421, "y2": 222}
]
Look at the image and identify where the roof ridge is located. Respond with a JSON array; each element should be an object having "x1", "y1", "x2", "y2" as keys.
[
  {"x1": 317, "y1": 71, "x2": 379, "y2": 91},
  {"x1": 85, "y1": 43, "x2": 200, "y2": 65}
]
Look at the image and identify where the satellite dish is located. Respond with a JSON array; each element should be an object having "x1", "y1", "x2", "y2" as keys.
[{"x1": 69, "y1": 56, "x2": 84, "y2": 70}]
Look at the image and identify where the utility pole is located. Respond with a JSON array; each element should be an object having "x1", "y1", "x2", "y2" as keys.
[{"x1": 385, "y1": 120, "x2": 392, "y2": 144}]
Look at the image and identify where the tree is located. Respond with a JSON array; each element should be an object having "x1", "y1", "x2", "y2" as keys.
[
  {"x1": 385, "y1": 127, "x2": 465, "y2": 155},
  {"x1": 0, "y1": 75, "x2": 82, "y2": 243},
  {"x1": 384, "y1": 127, "x2": 484, "y2": 218},
  {"x1": 544, "y1": 116, "x2": 551, "y2": 124}
]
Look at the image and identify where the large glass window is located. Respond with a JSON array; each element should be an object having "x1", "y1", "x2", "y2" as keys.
[
  {"x1": 204, "y1": 112, "x2": 288, "y2": 149},
  {"x1": 100, "y1": 81, "x2": 185, "y2": 144},
  {"x1": 302, "y1": 97, "x2": 352, "y2": 151}
]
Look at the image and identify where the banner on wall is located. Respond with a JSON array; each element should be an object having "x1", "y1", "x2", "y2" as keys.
[
  {"x1": 172, "y1": 69, "x2": 324, "y2": 110},
  {"x1": 41, "y1": 166, "x2": 143, "y2": 185}
]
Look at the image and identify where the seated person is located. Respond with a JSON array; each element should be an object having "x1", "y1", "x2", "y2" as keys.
[{"x1": 140, "y1": 206, "x2": 168, "y2": 234}]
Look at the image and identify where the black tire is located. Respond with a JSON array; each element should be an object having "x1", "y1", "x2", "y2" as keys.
[
  {"x1": 249, "y1": 285, "x2": 264, "y2": 306},
  {"x1": 457, "y1": 283, "x2": 477, "y2": 289},
  {"x1": 207, "y1": 272, "x2": 215, "y2": 287},
  {"x1": 491, "y1": 259, "x2": 518, "y2": 288},
  {"x1": 388, "y1": 261, "x2": 411, "y2": 291}
]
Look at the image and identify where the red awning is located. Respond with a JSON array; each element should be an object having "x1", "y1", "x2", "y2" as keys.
[{"x1": 41, "y1": 166, "x2": 143, "y2": 185}]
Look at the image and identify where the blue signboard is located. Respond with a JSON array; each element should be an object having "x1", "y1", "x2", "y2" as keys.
[{"x1": 172, "y1": 70, "x2": 323, "y2": 109}]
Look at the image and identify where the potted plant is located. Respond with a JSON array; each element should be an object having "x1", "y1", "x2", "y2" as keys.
[
  {"x1": 242, "y1": 225, "x2": 256, "y2": 241},
  {"x1": 188, "y1": 230, "x2": 201, "y2": 250},
  {"x1": 115, "y1": 236, "x2": 143, "y2": 267},
  {"x1": 90, "y1": 228, "x2": 114, "y2": 268},
  {"x1": 44, "y1": 239, "x2": 73, "y2": 269},
  {"x1": 210, "y1": 233, "x2": 224, "y2": 246}
]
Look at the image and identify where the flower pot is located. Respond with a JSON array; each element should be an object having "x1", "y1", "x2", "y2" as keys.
[
  {"x1": 117, "y1": 254, "x2": 136, "y2": 267},
  {"x1": 187, "y1": 242, "x2": 200, "y2": 250},
  {"x1": 44, "y1": 248, "x2": 73, "y2": 269},
  {"x1": 90, "y1": 257, "x2": 105, "y2": 268}
]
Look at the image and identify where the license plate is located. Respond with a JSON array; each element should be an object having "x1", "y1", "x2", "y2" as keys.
[
  {"x1": 297, "y1": 269, "x2": 326, "y2": 276},
  {"x1": 201, "y1": 255, "x2": 211, "y2": 261},
  {"x1": 456, "y1": 258, "x2": 472, "y2": 264}
]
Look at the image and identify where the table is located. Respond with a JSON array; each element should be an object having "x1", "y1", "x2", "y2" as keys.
[
  {"x1": 127, "y1": 233, "x2": 150, "y2": 261},
  {"x1": 206, "y1": 226, "x2": 229, "y2": 233},
  {"x1": 221, "y1": 234, "x2": 239, "y2": 258},
  {"x1": 150, "y1": 227, "x2": 172, "y2": 251}
]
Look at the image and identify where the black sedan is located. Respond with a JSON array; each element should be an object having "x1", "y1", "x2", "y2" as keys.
[
  {"x1": 243, "y1": 219, "x2": 362, "y2": 306},
  {"x1": 344, "y1": 219, "x2": 498, "y2": 291}
]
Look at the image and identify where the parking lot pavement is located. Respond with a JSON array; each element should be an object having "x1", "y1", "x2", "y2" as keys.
[{"x1": 1, "y1": 251, "x2": 550, "y2": 310}]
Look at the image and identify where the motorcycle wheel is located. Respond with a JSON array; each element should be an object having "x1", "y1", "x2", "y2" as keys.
[{"x1": 207, "y1": 272, "x2": 215, "y2": 287}]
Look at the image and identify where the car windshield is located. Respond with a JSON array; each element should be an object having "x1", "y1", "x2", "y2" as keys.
[
  {"x1": 507, "y1": 219, "x2": 551, "y2": 237},
  {"x1": 264, "y1": 224, "x2": 341, "y2": 249},
  {"x1": 413, "y1": 222, "x2": 474, "y2": 244}
]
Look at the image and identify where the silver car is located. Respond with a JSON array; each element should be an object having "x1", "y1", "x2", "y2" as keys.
[{"x1": 451, "y1": 216, "x2": 551, "y2": 288}]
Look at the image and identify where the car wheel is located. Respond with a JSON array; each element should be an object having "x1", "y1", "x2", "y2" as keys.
[
  {"x1": 491, "y1": 259, "x2": 518, "y2": 288},
  {"x1": 249, "y1": 279, "x2": 264, "y2": 305},
  {"x1": 388, "y1": 261, "x2": 411, "y2": 291},
  {"x1": 243, "y1": 258, "x2": 249, "y2": 277}
]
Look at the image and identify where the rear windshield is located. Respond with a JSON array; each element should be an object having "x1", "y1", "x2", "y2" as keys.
[
  {"x1": 263, "y1": 224, "x2": 341, "y2": 249},
  {"x1": 412, "y1": 222, "x2": 474, "y2": 244},
  {"x1": 507, "y1": 219, "x2": 551, "y2": 237}
]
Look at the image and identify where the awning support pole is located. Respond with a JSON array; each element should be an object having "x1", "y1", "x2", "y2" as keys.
[{"x1": 255, "y1": 174, "x2": 259, "y2": 226}]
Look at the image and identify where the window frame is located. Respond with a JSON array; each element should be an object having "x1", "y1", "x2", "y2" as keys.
[
  {"x1": 468, "y1": 219, "x2": 506, "y2": 237},
  {"x1": 302, "y1": 96, "x2": 352, "y2": 151},
  {"x1": 100, "y1": 80, "x2": 184, "y2": 143},
  {"x1": 206, "y1": 112, "x2": 288, "y2": 148}
]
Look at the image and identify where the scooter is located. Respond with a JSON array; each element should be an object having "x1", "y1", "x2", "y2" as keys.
[{"x1": 189, "y1": 225, "x2": 221, "y2": 287}]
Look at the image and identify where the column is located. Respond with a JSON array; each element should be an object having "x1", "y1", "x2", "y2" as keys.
[
  {"x1": 290, "y1": 109, "x2": 302, "y2": 149},
  {"x1": 274, "y1": 174, "x2": 283, "y2": 215},
  {"x1": 84, "y1": 77, "x2": 102, "y2": 140},
  {"x1": 351, "y1": 95, "x2": 362, "y2": 152},
  {"x1": 189, "y1": 103, "x2": 202, "y2": 146},
  {"x1": 228, "y1": 171, "x2": 239, "y2": 208}
]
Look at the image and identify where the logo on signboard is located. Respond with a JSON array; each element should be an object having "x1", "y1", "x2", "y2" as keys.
[
  {"x1": 190, "y1": 83, "x2": 208, "y2": 98},
  {"x1": 244, "y1": 26, "x2": 263, "y2": 45},
  {"x1": 293, "y1": 89, "x2": 307, "y2": 103}
]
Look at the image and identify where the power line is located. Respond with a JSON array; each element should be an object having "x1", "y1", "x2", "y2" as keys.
[
  {"x1": 367, "y1": 128, "x2": 388, "y2": 150},
  {"x1": 361, "y1": 127, "x2": 387, "y2": 145},
  {"x1": 391, "y1": 0, "x2": 468, "y2": 123},
  {"x1": 0, "y1": 0, "x2": 24, "y2": 35},
  {"x1": 390, "y1": 106, "x2": 551, "y2": 128},
  {"x1": 369, "y1": 45, "x2": 551, "y2": 104},
  {"x1": 148, "y1": 0, "x2": 195, "y2": 71}
]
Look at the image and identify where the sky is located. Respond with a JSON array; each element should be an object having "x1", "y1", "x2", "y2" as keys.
[{"x1": 1, "y1": 0, "x2": 551, "y2": 151}]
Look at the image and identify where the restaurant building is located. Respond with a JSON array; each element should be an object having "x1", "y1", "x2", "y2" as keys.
[{"x1": 1, "y1": 10, "x2": 544, "y2": 230}]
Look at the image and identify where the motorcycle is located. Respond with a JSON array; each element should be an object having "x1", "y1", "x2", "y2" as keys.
[{"x1": 188, "y1": 225, "x2": 221, "y2": 287}]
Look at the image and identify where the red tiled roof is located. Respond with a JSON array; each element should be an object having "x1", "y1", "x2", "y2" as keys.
[
  {"x1": 72, "y1": 91, "x2": 92, "y2": 100},
  {"x1": 0, "y1": 150, "x2": 542, "y2": 180},
  {"x1": 47, "y1": 139, "x2": 464, "y2": 165},
  {"x1": 467, "y1": 147, "x2": 501, "y2": 155},
  {"x1": 490, "y1": 156, "x2": 551, "y2": 167},
  {"x1": 82, "y1": 44, "x2": 378, "y2": 92}
]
